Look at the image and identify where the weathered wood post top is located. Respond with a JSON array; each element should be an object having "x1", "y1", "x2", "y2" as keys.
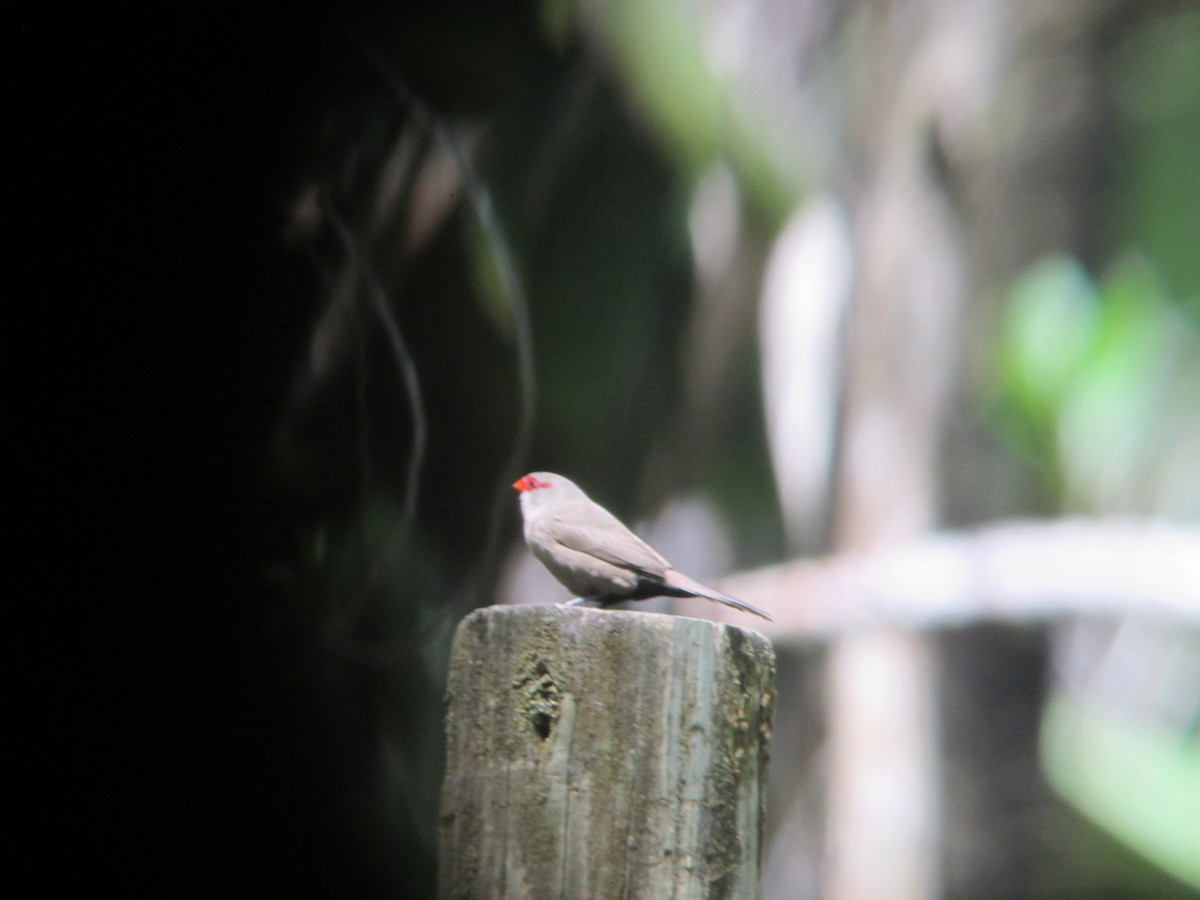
[{"x1": 439, "y1": 604, "x2": 776, "y2": 899}]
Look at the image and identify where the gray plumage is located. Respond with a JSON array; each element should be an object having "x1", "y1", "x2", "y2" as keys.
[{"x1": 513, "y1": 472, "x2": 772, "y2": 622}]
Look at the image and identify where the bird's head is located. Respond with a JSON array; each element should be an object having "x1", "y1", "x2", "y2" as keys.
[
  {"x1": 512, "y1": 472, "x2": 584, "y2": 517},
  {"x1": 512, "y1": 474, "x2": 553, "y2": 493}
]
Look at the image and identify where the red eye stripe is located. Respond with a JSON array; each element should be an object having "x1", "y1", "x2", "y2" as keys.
[{"x1": 512, "y1": 475, "x2": 551, "y2": 492}]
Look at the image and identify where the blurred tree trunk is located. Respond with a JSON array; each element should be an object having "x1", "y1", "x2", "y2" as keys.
[
  {"x1": 730, "y1": 0, "x2": 1126, "y2": 895},
  {"x1": 824, "y1": 31, "x2": 963, "y2": 897},
  {"x1": 769, "y1": 2, "x2": 1122, "y2": 898}
]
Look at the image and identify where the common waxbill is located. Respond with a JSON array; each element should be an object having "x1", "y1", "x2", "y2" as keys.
[{"x1": 513, "y1": 472, "x2": 772, "y2": 621}]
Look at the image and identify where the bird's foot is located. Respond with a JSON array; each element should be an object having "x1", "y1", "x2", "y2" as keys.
[{"x1": 558, "y1": 595, "x2": 602, "y2": 608}]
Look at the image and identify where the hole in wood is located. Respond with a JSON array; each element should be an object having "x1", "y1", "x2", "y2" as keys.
[{"x1": 515, "y1": 658, "x2": 562, "y2": 742}]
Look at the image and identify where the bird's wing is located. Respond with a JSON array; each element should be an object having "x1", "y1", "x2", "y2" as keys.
[{"x1": 549, "y1": 509, "x2": 670, "y2": 578}]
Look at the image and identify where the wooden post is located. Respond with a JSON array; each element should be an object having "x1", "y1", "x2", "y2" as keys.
[{"x1": 439, "y1": 605, "x2": 776, "y2": 899}]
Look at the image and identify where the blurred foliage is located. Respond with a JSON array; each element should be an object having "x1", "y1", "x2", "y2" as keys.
[
  {"x1": 1107, "y1": 8, "x2": 1200, "y2": 304},
  {"x1": 593, "y1": 0, "x2": 804, "y2": 223},
  {"x1": 991, "y1": 3, "x2": 1200, "y2": 521},
  {"x1": 992, "y1": 254, "x2": 1200, "y2": 516},
  {"x1": 990, "y1": 5, "x2": 1200, "y2": 519},
  {"x1": 987, "y1": 9, "x2": 1200, "y2": 891},
  {"x1": 1042, "y1": 694, "x2": 1200, "y2": 890}
]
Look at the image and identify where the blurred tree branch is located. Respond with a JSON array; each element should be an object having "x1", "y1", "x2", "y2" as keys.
[{"x1": 717, "y1": 518, "x2": 1200, "y2": 638}]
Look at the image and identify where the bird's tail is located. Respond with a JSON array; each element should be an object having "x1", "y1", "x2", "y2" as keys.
[{"x1": 666, "y1": 571, "x2": 773, "y2": 622}]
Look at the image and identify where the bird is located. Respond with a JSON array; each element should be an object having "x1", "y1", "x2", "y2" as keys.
[{"x1": 512, "y1": 472, "x2": 772, "y2": 621}]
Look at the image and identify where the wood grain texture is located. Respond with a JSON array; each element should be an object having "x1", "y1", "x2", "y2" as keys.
[{"x1": 439, "y1": 605, "x2": 775, "y2": 899}]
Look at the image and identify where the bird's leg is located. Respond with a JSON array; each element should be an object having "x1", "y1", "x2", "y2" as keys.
[{"x1": 559, "y1": 595, "x2": 603, "y2": 608}]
